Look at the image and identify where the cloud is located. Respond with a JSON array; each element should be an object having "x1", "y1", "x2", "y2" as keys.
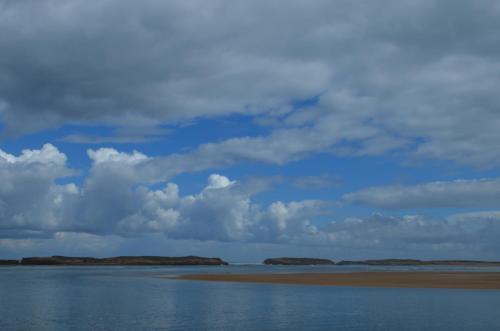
[
  {"x1": 319, "y1": 212, "x2": 500, "y2": 258},
  {"x1": 0, "y1": 143, "x2": 68, "y2": 166},
  {"x1": 0, "y1": 145, "x2": 330, "y2": 242},
  {"x1": 61, "y1": 126, "x2": 170, "y2": 144},
  {"x1": 292, "y1": 174, "x2": 340, "y2": 189},
  {"x1": 0, "y1": 232, "x2": 123, "y2": 258},
  {"x1": 0, "y1": 144, "x2": 76, "y2": 238},
  {"x1": 0, "y1": 0, "x2": 330, "y2": 136},
  {"x1": 205, "y1": 174, "x2": 235, "y2": 190},
  {"x1": 344, "y1": 178, "x2": 500, "y2": 209},
  {"x1": 87, "y1": 148, "x2": 149, "y2": 165},
  {"x1": 113, "y1": 176, "x2": 327, "y2": 243},
  {"x1": 130, "y1": 123, "x2": 395, "y2": 183},
  {"x1": 2, "y1": 144, "x2": 500, "y2": 259},
  {"x1": 0, "y1": 1, "x2": 499, "y2": 167}
]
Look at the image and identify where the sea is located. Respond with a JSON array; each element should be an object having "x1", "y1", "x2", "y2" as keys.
[{"x1": 1, "y1": 264, "x2": 500, "y2": 330}]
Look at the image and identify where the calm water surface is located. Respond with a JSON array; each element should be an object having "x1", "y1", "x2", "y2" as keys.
[{"x1": 1, "y1": 265, "x2": 500, "y2": 330}]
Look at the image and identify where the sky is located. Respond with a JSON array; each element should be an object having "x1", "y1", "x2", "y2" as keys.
[{"x1": 1, "y1": 0, "x2": 500, "y2": 261}]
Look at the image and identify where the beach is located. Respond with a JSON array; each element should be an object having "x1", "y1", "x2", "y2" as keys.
[{"x1": 177, "y1": 271, "x2": 500, "y2": 289}]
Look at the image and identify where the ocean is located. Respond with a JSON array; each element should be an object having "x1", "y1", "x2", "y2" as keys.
[{"x1": 1, "y1": 265, "x2": 500, "y2": 330}]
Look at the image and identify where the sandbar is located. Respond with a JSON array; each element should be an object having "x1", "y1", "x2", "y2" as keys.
[{"x1": 176, "y1": 272, "x2": 500, "y2": 289}]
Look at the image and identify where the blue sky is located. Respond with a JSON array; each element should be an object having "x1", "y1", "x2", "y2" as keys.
[{"x1": 1, "y1": 0, "x2": 500, "y2": 261}]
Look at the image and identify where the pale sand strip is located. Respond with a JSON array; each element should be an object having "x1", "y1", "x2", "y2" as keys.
[{"x1": 175, "y1": 272, "x2": 500, "y2": 289}]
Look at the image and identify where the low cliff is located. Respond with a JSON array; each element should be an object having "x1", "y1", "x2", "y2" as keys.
[{"x1": 263, "y1": 257, "x2": 335, "y2": 265}]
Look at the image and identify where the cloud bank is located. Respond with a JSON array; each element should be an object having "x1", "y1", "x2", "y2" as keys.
[
  {"x1": 1, "y1": 1, "x2": 500, "y2": 166},
  {"x1": 0, "y1": 145, "x2": 324, "y2": 243},
  {"x1": 2, "y1": 1, "x2": 500, "y2": 259},
  {"x1": 2, "y1": 145, "x2": 500, "y2": 258}
]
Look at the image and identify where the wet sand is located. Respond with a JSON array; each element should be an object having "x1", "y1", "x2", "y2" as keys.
[{"x1": 176, "y1": 272, "x2": 500, "y2": 289}]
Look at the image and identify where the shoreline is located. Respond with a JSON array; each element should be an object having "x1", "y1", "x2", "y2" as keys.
[{"x1": 175, "y1": 271, "x2": 500, "y2": 289}]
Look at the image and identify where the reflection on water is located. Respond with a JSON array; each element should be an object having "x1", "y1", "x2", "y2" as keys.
[{"x1": 1, "y1": 265, "x2": 500, "y2": 330}]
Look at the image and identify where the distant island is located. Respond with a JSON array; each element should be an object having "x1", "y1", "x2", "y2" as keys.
[
  {"x1": 263, "y1": 258, "x2": 500, "y2": 266},
  {"x1": 0, "y1": 256, "x2": 228, "y2": 266},
  {"x1": 264, "y1": 257, "x2": 335, "y2": 265},
  {"x1": 335, "y1": 259, "x2": 500, "y2": 266},
  {"x1": 2, "y1": 256, "x2": 500, "y2": 267}
]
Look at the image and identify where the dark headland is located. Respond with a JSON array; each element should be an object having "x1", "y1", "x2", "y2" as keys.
[
  {"x1": 3, "y1": 256, "x2": 228, "y2": 266},
  {"x1": 0, "y1": 259, "x2": 19, "y2": 265},
  {"x1": 264, "y1": 257, "x2": 335, "y2": 265},
  {"x1": 336, "y1": 259, "x2": 500, "y2": 266},
  {"x1": 262, "y1": 257, "x2": 500, "y2": 267},
  {"x1": 263, "y1": 258, "x2": 500, "y2": 267}
]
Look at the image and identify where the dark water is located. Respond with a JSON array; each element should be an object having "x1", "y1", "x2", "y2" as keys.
[{"x1": 1, "y1": 265, "x2": 500, "y2": 330}]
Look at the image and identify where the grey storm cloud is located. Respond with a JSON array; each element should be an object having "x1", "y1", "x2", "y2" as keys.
[
  {"x1": 0, "y1": 0, "x2": 331, "y2": 135},
  {"x1": 1, "y1": 1, "x2": 500, "y2": 166}
]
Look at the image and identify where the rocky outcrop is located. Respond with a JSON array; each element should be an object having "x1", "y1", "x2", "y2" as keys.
[
  {"x1": 263, "y1": 257, "x2": 335, "y2": 265},
  {"x1": 0, "y1": 259, "x2": 19, "y2": 265},
  {"x1": 21, "y1": 255, "x2": 228, "y2": 266},
  {"x1": 336, "y1": 259, "x2": 500, "y2": 266}
]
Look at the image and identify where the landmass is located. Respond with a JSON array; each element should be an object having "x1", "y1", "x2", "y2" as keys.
[
  {"x1": 336, "y1": 259, "x2": 500, "y2": 266},
  {"x1": 18, "y1": 255, "x2": 228, "y2": 266},
  {"x1": 0, "y1": 259, "x2": 19, "y2": 265},
  {"x1": 3, "y1": 255, "x2": 500, "y2": 267},
  {"x1": 264, "y1": 257, "x2": 335, "y2": 265},
  {"x1": 262, "y1": 258, "x2": 500, "y2": 266},
  {"x1": 176, "y1": 272, "x2": 500, "y2": 289}
]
